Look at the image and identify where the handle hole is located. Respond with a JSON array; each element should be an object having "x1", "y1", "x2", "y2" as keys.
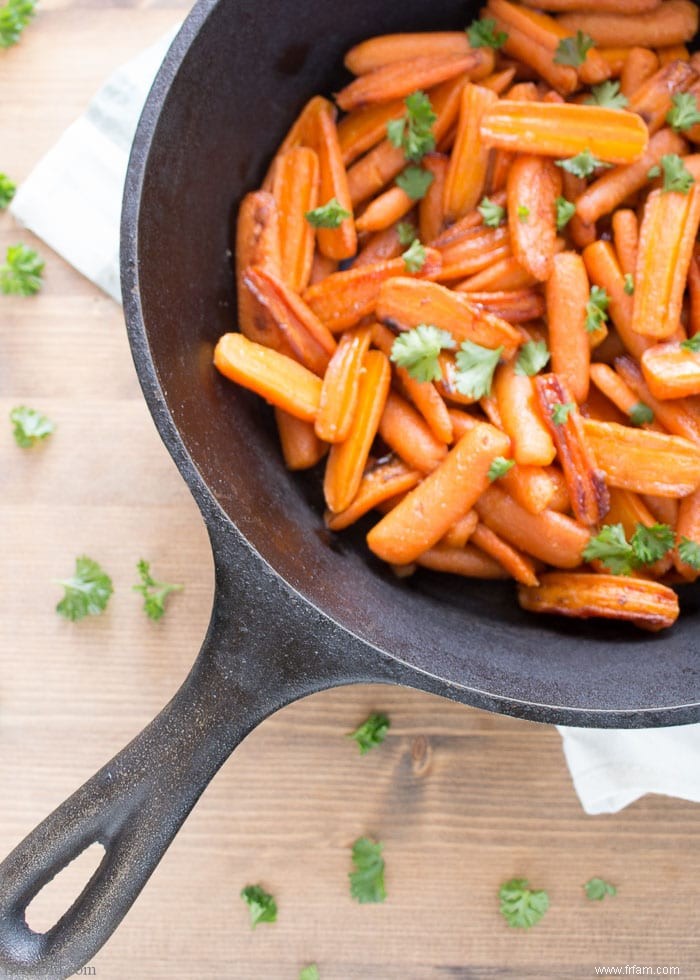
[{"x1": 26, "y1": 842, "x2": 106, "y2": 934}]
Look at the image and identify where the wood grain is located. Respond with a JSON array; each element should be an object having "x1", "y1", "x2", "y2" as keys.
[{"x1": 1, "y1": 5, "x2": 699, "y2": 979}]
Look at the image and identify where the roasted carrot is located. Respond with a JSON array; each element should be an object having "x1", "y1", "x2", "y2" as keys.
[
  {"x1": 456, "y1": 255, "x2": 539, "y2": 292},
  {"x1": 643, "y1": 494, "x2": 680, "y2": 527},
  {"x1": 627, "y1": 60, "x2": 697, "y2": 135},
  {"x1": 352, "y1": 225, "x2": 404, "y2": 267},
  {"x1": 378, "y1": 391, "x2": 449, "y2": 474},
  {"x1": 337, "y1": 99, "x2": 405, "y2": 167},
  {"x1": 366, "y1": 422, "x2": 510, "y2": 564},
  {"x1": 416, "y1": 544, "x2": 510, "y2": 579},
  {"x1": 262, "y1": 96, "x2": 326, "y2": 190},
  {"x1": 444, "y1": 84, "x2": 498, "y2": 222},
  {"x1": 620, "y1": 46, "x2": 659, "y2": 99},
  {"x1": 658, "y1": 43, "x2": 691, "y2": 66},
  {"x1": 434, "y1": 225, "x2": 512, "y2": 282},
  {"x1": 582, "y1": 240, "x2": 651, "y2": 360},
  {"x1": 641, "y1": 340, "x2": 700, "y2": 400},
  {"x1": 500, "y1": 464, "x2": 558, "y2": 514},
  {"x1": 273, "y1": 147, "x2": 319, "y2": 293},
  {"x1": 314, "y1": 100, "x2": 357, "y2": 261},
  {"x1": 470, "y1": 522, "x2": 539, "y2": 585},
  {"x1": 611, "y1": 209, "x2": 638, "y2": 278},
  {"x1": 344, "y1": 32, "x2": 472, "y2": 76},
  {"x1": 459, "y1": 290, "x2": 545, "y2": 324},
  {"x1": 315, "y1": 325, "x2": 373, "y2": 442},
  {"x1": 518, "y1": 572, "x2": 679, "y2": 631},
  {"x1": 544, "y1": 466, "x2": 571, "y2": 513},
  {"x1": 615, "y1": 354, "x2": 700, "y2": 444},
  {"x1": 419, "y1": 153, "x2": 449, "y2": 244},
  {"x1": 325, "y1": 456, "x2": 421, "y2": 531},
  {"x1": 214, "y1": 333, "x2": 322, "y2": 422},
  {"x1": 493, "y1": 362, "x2": 557, "y2": 467},
  {"x1": 275, "y1": 409, "x2": 327, "y2": 470},
  {"x1": 494, "y1": 16, "x2": 578, "y2": 95},
  {"x1": 507, "y1": 154, "x2": 561, "y2": 281},
  {"x1": 442, "y1": 511, "x2": 479, "y2": 549},
  {"x1": 324, "y1": 350, "x2": 391, "y2": 512},
  {"x1": 235, "y1": 192, "x2": 284, "y2": 349},
  {"x1": 596, "y1": 47, "x2": 631, "y2": 76},
  {"x1": 689, "y1": 251, "x2": 700, "y2": 336},
  {"x1": 590, "y1": 362, "x2": 660, "y2": 428},
  {"x1": 558, "y1": 1, "x2": 699, "y2": 49},
  {"x1": 546, "y1": 252, "x2": 590, "y2": 403},
  {"x1": 309, "y1": 251, "x2": 338, "y2": 285},
  {"x1": 482, "y1": 67, "x2": 518, "y2": 96},
  {"x1": 675, "y1": 485, "x2": 700, "y2": 579},
  {"x1": 355, "y1": 186, "x2": 414, "y2": 234}
]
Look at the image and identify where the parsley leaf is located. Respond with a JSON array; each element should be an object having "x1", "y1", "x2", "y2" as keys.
[
  {"x1": 132, "y1": 559, "x2": 183, "y2": 621},
  {"x1": 0, "y1": 243, "x2": 44, "y2": 296},
  {"x1": 515, "y1": 339, "x2": 550, "y2": 377},
  {"x1": 554, "y1": 30, "x2": 594, "y2": 68},
  {"x1": 583, "y1": 524, "x2": 635, "y2": 574},
  {"x1": 555, "y1": 196, "x2": 576, "y2": 231},
  {"x1": 585, "y1": 80, "x2": 628, "y2": 110},
  {"x1": 681, "y1": 334, "x2": 700, "y2": 353},
  {"x1": 631, "y1": 523, "x2": 675, "y2": 565},
  {"x1": 552, "y1": 401, "x2": 575, "y2": 425},
  {"x1": 56, "y1": 556, "x2": 114, "y2": 622},
  {"x1": 585, "y1": 877, "x2": 617, "y2": 901},
  {"x1": 387, "y1": 90, "x2": 436, "y2": 163},
  {"x1": 390, "y1": 324, "x2": 455, "y2": 383},
  {"x1": 517, "y1": 204, "x2": 529, "y2": 223},
  {"x1": 396, "y1": 165, "x2": 434, "y2": 201},
  {"x1": 305, "y1": 198, "x2": 351, "y2": 229},
  {"x1": 348, "y1": 713, "x2": 390, "y2": 754},
  {"x1": 678, "y1": 536, "x2": 700, "y2": 569},
  {"x1": 401, "y1": 238, "x2": 426, "y2": 273},
  {"x1": 299, "y1": 967, "x2": 320, "y2": 980},
  {"x1": 0, "y1": 0, "x2": 36, "y2": 48},
  {"x1": 649, "y1": 154, "x2": 695, "y2": 194},
  {"x1": 499, "y1": 878, "x2": 549, "y2": 929},
  {"x1": 0, "y1": 172, "x2": 16, "y2": 209},
  {"x1": 556, "y1": 150, "x2": 611, "y2": 180},
  {"x1": 629, "y1": 401, "x2": 653, "y2": 426},
  {"x1": 397, "y1": 221, "x2": 417, "y2": 247},
  {"x1": 488, "y1": 456, "x2": 514, "y2": 482},
  {"x1": 10, "y1": 405, "x2": 54, "y2": 447},
  {"x1": 623, "y1": 273, "x2": 635, "y2": 295},
  {"x1": 349, "y1": 838, "x2": 386, "y2": 904},
  {"x1": 585, "y1": 285, "x2": 610, "y2": 334},
  {"x1": 666, "y1": 92, "x2": 700, "y2": 133},
  {"x1": 478, "y1": 196, "x2": 505, "y2": 228},
  {"x1": 455, "y1": 341, "x2": 503, "y2": 399},
  {"x1": 467, "y1": 17, "x2": 507, "y2": 50},
  {"x1": 240, "y1": 885, "x2": 277, "y2": 928}
]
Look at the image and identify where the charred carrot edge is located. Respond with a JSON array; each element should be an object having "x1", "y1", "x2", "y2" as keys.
[
  {"x1": 431, "y1": 193, "x2": 505, "y2": 247},
  {"x1": 442, "y1": 511, "x2": 479, "y2": 549},
  {"x1": 235, "y1": 192, "x2": 284, "y2": 349},
  {"x1": 493, "y1": 361, "x2": 556, "y2": 467},
  {"x1": 471, "y1": 522, "x2": 540, "y2": 585},
  {"x1": 376, "y1": 277, "x2": 523, "y2": 353},
  {"x1": 273, "y1": 147, "x2": 319, "y2": 293},
  {"x1": 337, "y1": 99, "x2": 405, "y2": 167},
  {"x1": 590, "y1": 362, "x2": 659, "y2": 429},
  {"x1": 315, "y1": 101, "x2": 357, "y2": 261},
  {"x1": 275, "y1": 409, "x2": 327, "y2": 470},
  {"x1": 675, "y1": 485, "x2": 700, "y2": 579},
  {"x1": 475, "y1": 484, "x2": 590, "y2": 567},
  {"x1": 517, "y1": 572, "x2": 679, "y2": 632},
  {"x1": 641, "y1": 341, "x2": 700, "y2": 400},
  {"x1": 324, "y1": 350, "x2": 391, "y2": 512},
  {"x1": 436, "y1": 352, "x2": 478, "y2": 406},
  {"x1": 558, "y1": 1, "x2": 699, "y2": 50},
  {"x1": 378, "y1": 391, "x2": 449, "y2": 474},
  {"x1": 582, "y1": 240, "x2": 650, "y2": 360},
  {"x1": 355, "y1": 186, "x2": 414, "y2": 234},
  {"x1": 500, "y1": 464, "x2": 557, "y2": 514},
  {"x1": 325, "y1": 457, "x2": 421, "y2": 531},
  {"x1": 480, "y1": 100, "x2": 649, "y2": 164},
  {"x1": 214, "y1": 333, "x2": 322, "y2": 422},
  {"x1": 419, "y1": 154, "x2": 449, "y2": 245},
  {"x1": 546, "y1": 252, "x2": 590, "y2": 403},
  {"x1": 627, "y1": 60, "x2": 697, "y2": 136},
  {"x1": 416, "y1": 544, "x2": 510, "y2": 579},
  {"x1": 344, "y1": 33, "x2": 471, "y2": 76},
  {"x1": 460, "y1": 289, "x2": 545, "y2": 325},
  {"x1": 507, "y1": 155, "x2": 561, "y2": 282},
  {"x1": 535, "y1": 374, "x2": 610, "y2": 525},
  {"x1": 620, "y1": 47, "x2": 659, "y2": 99},
  {"x1": 352, "y1": 225, "x2": 404, "y2": 267},
  {"x1": 366, "y1": 422, "x2": 510, "y2": 565},
  {"x1": 444, "y1": 84, "x2": 498, "y2": 223},
  {"x1": 582, "y1": 417, "x2": 700, "y2": 496},
  {"x1": 315, "y1": 325, "x2": 373, "y2": 443},
  {"x1": 615, "y1": 354, "x2": 700, "y2": 445},
  {"x1": 262, "y1": 96, "x2": 327, "y2": 190},
  {"x1": 611, "y1": 209, "x2": 638, "y2": 278},
  {"x1": 303, "y1": 250, "x2": 442, "y2": 333},
  {"x1": 633, "y1": 185, "x2": 700, "y2": 340},
  {"x1": 335, "y1": 51, "x2": 494, "y2": 113}
]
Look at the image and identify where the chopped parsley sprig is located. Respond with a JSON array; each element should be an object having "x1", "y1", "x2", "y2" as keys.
[
  {"x1": 347, "y1": 713, "x2": 390, "y2": 754},
  {"x1": 305, "y1": 198, "x2": 350, "y2": 229},
  {"x1": 396, "y1": 165, "x2": 434, "y2": 201},
  {"x1": 0, "y1": 172, "x2": 16, "y2": 209},
  {"x1": 133, "y1": 559, "x2": 183, "y2": 621},
  {"x1": 390, "y1": 324, "x2": 455, "y2": 383},
  {"x1": 647, "y1": 154, "x2": 695, "y2": 194},
  {"x1": 0, "y1": 243, "x2": 44, "y2": 296},
  {"x1": 349, "y1": 838, "x2": 386, "y2": 904},
  {"x1": 666, "y1": 92, "x2": 700, "y2": 133},
  {"x1": 554, "y1": 30, "x2": 594, "y2": 68},
  {"x1": 0, "y1": 0, "x2": 36, "y2": 48},
  {"x1": 556, "y1": 150, "x2": 611, "y2": 180},
  {"x1": 240, "y1": 885, "x2": 277, "y2": 928},
  {"x1": 499, "y1": 878, "x2": 549, "y2": 929},
  {"x1": 387, "y1": 91, "x2": 436, "y2": 163},
  {"x1": 10, "y1": 405, "x2": 54, "y2": 447},
  {"x1": 56, "y1": 557, "x2": 114, "y2": 622},
  {"x1": 583, "y1": 522, "x2": 677, "y2": 575},
  {"x1": 467, "y1": 17, "x2": 507, "y2": 50}
]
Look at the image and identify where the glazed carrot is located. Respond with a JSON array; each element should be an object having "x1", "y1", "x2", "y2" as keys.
[
  {"x1": 262, "y1": 96, "x2": 326, "y2": 190},
  {"x1": 606, "y1": 488, "x2": 660, "y2": 538},
  {"x1": 582, "y1": 418, "x2": 700, "y2": 496},
  {"x1": 235, "y1": 192, "x2": 284, "y2": 349},
  {"x1": 480, "y1": 101, "x2": 649, "y2": 163},
  {"x1": 376, "y1": 277, "x2": 523, "y2": 353},
  {"x1": 447, "y1": 408, "x2": 481, "y2": 439},
  {"x1": 596, "y1": 47, "x2": 630, "y2": 76},
  {"x1": 493, "y1": 362, "x2": 557, "y2": 467},
  {"x1": 558, "y1": 1, "x2": 699, "y2": 49},
  {"x1": 456, "y1": 255, "x2": 539, "y2": 292},
  {"x1": 416, "y1": 544, "x2": 510, "y2": 579},
  {"x1": 309, "y1": 251, "x2": 338, "y2": 285},
  {"x1": 444, "y1": 84, "x2": 498, "y2": 223},
  {"x1": 275, "y1": 409, "x2": 327, "y2": 471},
  {"x1": 214, "y1": 333, "x2": 322, "y2": 422},
  {"x1": 632, "y1": 185, "x2": 700, "y2": 339},
  {"x1": 641, "y1": 340, "x2": 700, "y2": 400},
  {"x1": 611, "y1": 209, "x2": 638, "y2": 278},
  {"x1": 337, "y1": 99, "x2": 405, "y2": 167},
  {"x1": 481, "y1": 67, "x2": 518, "y2": 95},
  {"x1": 325, "y1": 457, "x2": 421, "y2": 531},
  {"x1": 689, "y1": 251, "x2": 700, "y2": 335},
  {"x1": 475, "y1": 484, "x2": 590, "y2": 567},
  {"x1": 675, "y1": 485, "x2": 700, "y2": 579},
  {"x1": 479, "y1": 394, "x2": 504, "y2": 429},
  {"x1": 335, "y1": 51, "x2": 494, "y2": 112},
  {"x1": 517, "y1": 572, "x2": 679, "y2": 632},
  {"x1": 546, "y1": 252, "x2": 590, "y2": 403},
  {"x1": 615, "y1": 354, "x2": 700, "y2": 444},
  {"x1": 627, "y1": 60, "x2": 697, "y2": 135},
  {"x1": 273, "y1": 147, "x2": 319, "y2": 293},
  {"x1": 315, "y1": 101, "x2": 357, "y2": 261},
  {"x1": 685, "y1": 81, "x2": 700, "y2": 145},
  {"x1": 324, "y1": 350, "x2": 391, "y2": 512},
  {"x1": 620, "y1": 47, "x2": 659, "y2": 99},
  {"x1": 518, "y1": 0, "x2": 661, "y2": 12},
  {"x1": 499, "y1": 464, "x2": 557, "y2": 514},
  {"x1": 590, "y1": 362, "x2": 660, "y2": 428},
  {"x1": 442, "y1": 511, "x2": 479, "y2": 548},
  {"x1": 582, "y1": 240, "x2": 650, "y2": 359},
  {"x1": 544, "y1": 466, "x2": 571, "y2": 513},
  {"x1": 658, "y1": 44, "x2": 690, "y2": 66},
  {"x1": 459, "y1": 290, "x2": 545, "y2": 324},
  {"x1": 494, "y1": 17, "x2": 578, "y2": 95},
  {"x1": 468, "y1": 522, "x2": 538, "y2": 585},
  {"x1": 434, "y1": 226, "x2": 512, "y2": 282},
  {"x1": 378, "y1": 391, "x2": 449, "y2": 474},
  {"x1": 352, "y1": 225, "x2": 403, "y2": 267},
  {"x1": 507, "y1": 155, "x2": 561, "y2": 281},
  {"x1": 303, "y1": 250, "x2": 441, "y2": 333},
  {"x1": 344, "y1": 32, "x2": 472, "y2": 75},
  {"x1": 536, "y1": 374, "x2": 610, "y2": 526},
  {"x1": 366, "y1": 422, "x2": 510, "y2": 565},
  {"x1": 419, "y1": 154, "x2": 449, "y2": 244},
  {"x1": 315, "y1": 325, "x2": 373, "y2": 442},
  {"x1": 436, "y1": 353, "x2": 478, "y2": 406},
  {"x1": 355, "y1": 186, "x2": 414, "y2": 234},
  {"x1": 431, "y1": 192, "x2": 505, "y2": 245},
  {"x1": 643, "y1": 494, "x2": 680, "y2": 527}
]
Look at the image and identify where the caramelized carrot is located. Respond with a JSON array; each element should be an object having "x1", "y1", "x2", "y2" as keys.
[
  {"x1": 344, "y1": 32, "x2": 472, "y2": 76},
  {"x1": 590, "y1": 362, "x2": 660, "y2": 428},
  {"x1": 641, "y1": 340, "x2": 700, "y2": 400},
  {"x1": 337, "y1": 99, "x2": 405, "y2": 167},
  {"x1": 324, "y1": 350, "x2": 391, "y2": 512},
  {"x1": 416, "y1": 544, "x2": 510, "y2": 579},
  {"x1": 643, "y1": 494, "x2": 680, "y2": 527},
  {"x1": 657, "y1": 44, "x2": 691, "y2": 66},
  {"x1": 309, "y1": 251, "x2": 338, "y2": 285},
  {"x1": 627, "y1": 60, "x2": 697, "y2": 134},
  {"x1": 689, "y1": 251, "x2": 700, "y2": 335},
  {"x1": 558, "y1": 1, "x2": 699, "y2": 49},
  {"x1": 325, "y1": 457, "x2": 421, "y2": 531},
  {"x1": 352, "y1": 225, "x2": 403, "y2": 267},
  {"x1": 596, "y1": 47, "x2": 631, "y2": 76},
  {"x1": 675, "y1": 486, "x2": 700, "y2": 579},
  {"x1": 315, "y1": 101, "x2": 357, "y2": 261},
  {"x1": 235, "y1": 192, "x2": 284, "y2": 349},
  {"x1": 546, "y1": 252, "x2": 590, "y2": 403},
  {"x1": 214, "y1": 333, "x2": 322, "y2": 422},
  {"x1": 615, "y1": 354, "x2": 700, "y2": 444},
  {"x1": 494, "y1": 361, "x2": 557, "y2": 467},
  {"x1": 459, "y1": 290, "x2": 545, "y2": 324},
  {"x1": 507, "y1": 155, "x2": 561, "y2": 281},
  {"x1": 315, "y1": 325, "x2": 373, "y2": 442},
  {"x1": 275, "y1": 409, "x2": 327, "y2": 470},
  {"x1": 501, "y1": 464, "x2": 558, "y2": 514},
  {"x1": 378, "y1": 391, "x2": 449, "y2": 474},
  {"x1": 582, "y1": 240, "x2": 651, "y2": 359},
  {"x1": 471, "y1": 522, "x2": 540, "y2": 585},
  {"x1": 443, "y1": 84, "x2": 498, "y2": 222},
  {"x1": 611, "y1": 208, "x2": 638, "y2": 278},
  {"x1": 545, "y1": 466, "x2": 571, "y2": 513},
  {"x1": 442, "y1": 511, "x2": 479, "y2": 548},
  {"x1": 620, "y1": 47, "x2": 659, "y2": 99},
  {"x1": 262, "y1": 96, "x2": 326, "y2": 190},
  {"x1": 355, "y1": 186, "x2": 414, "y2": 234},
  {"x1": 434, "y1": 225, "x2": 512, "y2": 281},
  {"x1": 494, "y1": 17, "x2": 578, "y2": 95},
  {"x1": 419, "y1": 153, "x2": 449, "y2": 243},
  {"x1": 456, "y1": 255, "x2": 539, "y2": 292},
  {"x1": 273, "y1": 147, "x2": 319, "y2": 293}
]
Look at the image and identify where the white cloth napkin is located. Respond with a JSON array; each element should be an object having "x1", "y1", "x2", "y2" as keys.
[{"x1": 10, "y1": 28, "x2": 700, "y2": 816}]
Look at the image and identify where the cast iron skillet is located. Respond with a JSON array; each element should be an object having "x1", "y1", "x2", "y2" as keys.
[{"x1": 1, "y1": 0, "x2": 700, "y2": 976}]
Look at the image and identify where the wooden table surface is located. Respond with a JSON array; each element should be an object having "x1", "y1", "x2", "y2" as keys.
[{"x1": 1, "y1": 3, "x2": 699, "y2": 978}]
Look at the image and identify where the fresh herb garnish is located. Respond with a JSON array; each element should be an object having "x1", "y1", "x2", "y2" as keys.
[
  {"x1": 401, "y1": 238, "x2": 426, "y2": 273},
  {"x1": 556, "y1": 150, "x2": 611, "y2": 180},
  {"x1": 305, "y1": 198, "x2": 351, "y2": 229},
  {"x1": 467, "y1": 17, "x2": 507, "y2": 50},
  {"x1": 499, "y1": 878, "x2": 549, "y2": 929},
  {"x1": 387, "y1": 90, "x2": 436, "y2": 163},
  {"x1": 349, "y1": 838, "x2": 386, "y2": 904},
  {"x1": 0, "y1": 0, "x2": 36, "y2": 48},
  {"x1": 585, "y1": 285, "x2": 610, "y2": 334},
  {"x1": 630, "y1": 523, "x2": 675, "y2": 565},
  {"x1": 515, "y1": 339, "x2": 550, "y2": 377},
  {"x1": 584, "y1": 522, "x2": 675, "y2": 574},
  {"x1": 552, "y1": 401, "x2": 575, "y2": 426},
  {"x1": 554, "y1": 30, "x2": 594, "y2": 68},
  {"x1": 488, "y1": 456, "x2": 514, "y2": 482},
  {"x1": 348, "y1": 713, "x2": 390, "y2": 754},
  {"x1": 396, "y1": 165, "x2": 434, "y2": 201},
  {"x1": 678, "y1": 536, "x2": 700, "y2": 569},
  {"x1": 133, "y1": 559, "x2": 183, "y2": 621},
  {"x1": 680, "y1": 334, "x2": 700, "y2": 353},
  {"x1": 56, "y1": 556, "x2": 114, "y2": 622},
  {"x1": 585, "y1": 80, "x2": 628, "y2": 110},
  {"x1": 454, "y1": 341, "x2": 503, "y2": 399},
  {"x1": 623, "y1": 273, "x2": 635, "y2": 295},
  {"x1": 629, "y1": 401, "x2": 653, "y2": 427},
  {"x1": 666, "y1": 92, "x2": 700, "y2": 133},
  {"x1": 0, "y1": 172, "x2": 16, "y2": 209},
  {"x1": 648, "y1": 154, "x2": 695, "y2": 194},
  {"x1": 555, "y1": 196, "x2": 576, "y2": 231},
  {"x1": 390, "y1": 324, "x2": 455, "y2": 383},
  {"x1": 397, "y1": 221, "x2": 417, "y2": 247},
  {"x1": 0, "y1": 243, "x2": 44, "y2": 295},
  {"x1": 517, "y1": 204, "x2": 530, "y2": 223},
  {"x1": 299, "y1": 967, "x2": 320, "y2": 980},
  {"x1": 478, "y1": 196, "x2": 505, "y2": 228},
  {"x1": 240, "y1": 885, "x2": 277, "y2": 928},
  {"x1": 585, "y1": 877, "x2": 617, "y2": 901},
  {"x1": 10, "y1": 405, "x2": 54, "y2": 447}
]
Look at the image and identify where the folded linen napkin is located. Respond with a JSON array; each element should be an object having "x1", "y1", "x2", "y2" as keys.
[{"x1": 10, "y1": 26, "x2": 700, "y2": 816}]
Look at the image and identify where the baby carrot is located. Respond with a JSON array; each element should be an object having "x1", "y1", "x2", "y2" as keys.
[
  {"x1": 419, "y1": 153, "x2": 449, "y2": 244},
  {"x1": 494, "y1": 17, "x2": 578, "y2": 95},
  {"x1": 456, "y1": 256, "x2": 539, "y2": 292},
  {"x1": 236, "y1": 192, "x2": 283, "y2": 349},
  {"x1": 315, "y1": 325, "x2": 373, "y2": 443},
  {"x1": 544, "y1": 466, "x2": 571, "y2": 513},
  {"x1": 378, "y1": 391, "x2": 449, "y2": 474},
  {"x1": 582, "y1": 240, "x2": 650, "y2": 360},
  {"x1": 615, "y1": 354, "x2": 700, "y2": 445},
  {"x1": 344, "y1": 32, "x2": 471, "y2": 75},
  {"x1": 611, "y1": 209, "x2": 638, "y2": 278},
  {"x1": 589, "y1": 362, "x2": 660, "y2": 428},
  {"x1": 641, "y1": 341, "x2": 700, "y2": 400},
  {"x1": 416, "y1": 544, "x2": 510, "y2": 579},
  {"x1": 442, "y1": 511, "x2": 479, "y2": 549},
  {"x1": 309, "y1": 251, "x2": 338, "y2": 285},
  {"x1": 493, "y1": 362, "x2": 557, "y2": 467},
  {"x1": 355, "y1": 186, "x2": 414, "y2": 234},
  {"x1": 689, "y1": 251, "x2": 700, "y2": 336},
  {"x1": 337, "y1": 99, "x2": 405, "y2": 167},
  {"x1": 460, "y1": 290, "x2": 545, "y2": 324},
  {"x1": 546, "y1": 252, "x2": 590, "y2": 403},
  {"x1": 434, "y1": 226, "x2": 512, "y2": 282},
  {"x1": 275, "y1": 409, "x2": 327, "y2": 471},
  {"x1": 315, "y1": 100, "x2": 357, "y2": 260},
  {"x1": 262, "y1": 96, "x2": 326, "y2": 190},
  {"x1": 325, "y1": 457, "x2": 421, "y2": 531},
  {"x1": 507, "y1": 154, "x2": 561, "y2": 281},
  {"x1": 627, "y1": 60, "x2": 697, "y2": 135},
  {"x1": 470, "y1": 522, "x2": 540, "y2": 586},
  {"x1": 366, "y1": 422, "x2": 510, "y2": 565},
  {"x1": 352, "y1": 225, "x2": 403, "y2": 267},
  {"x1": 273, "y1": 147, "x2": 319, "y2": 293},
  {"x1": 501, "y1": 464, "x2": 558, "y2": 515},
  {"x1": 657, "y1": 44, "x2": 690, "y2": 66},
  {"x1": 443, "y1": 84, "x2": 498, "y2": 223},
  {"x1": 558, "y1": 1, "x2": 699, "y2": 49},
  {"x1": 675, "y1": 486, "x2": 700, "y2": 579},
  {"x1": 620, "y1": 46, "x2": 659, "y2": 99}
]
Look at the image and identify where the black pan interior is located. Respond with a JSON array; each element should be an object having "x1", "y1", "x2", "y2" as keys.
[{"x1": 133, "y1": 0, "x2": 700, "y2": 715}]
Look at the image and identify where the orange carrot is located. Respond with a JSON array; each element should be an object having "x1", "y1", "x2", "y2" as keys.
[
  {"x1": 314, "y1": 100, "x2": 357, "y2": 261},
  {"x1": 324, "y1": 350, "x2": 391, "y2": 512},
  {"x1": 657, "y1": 44, "x2": 691, "y2": 66},
  {"x1": 262, "y1": 96, "x2": 326, "y2": 190},
  {"x1": 545, "y1": 466, "x2": 571, "y2": 513},
  {"x1": 590, "y1": 362, "x2": 661, "y2": 428},
  {"x1": 337, "y1": 99, "x2": 405, "y2": 167},
  {"x1": 494, "y1": 17, "x2": 578, "y2": 95},
  {"x1": 442, "y1": 511, "x2": 479, "y2": 548},
  {"x1": 344, "y1": 32, "x2": 472, "y2": 76},
  {"x1": 470, "y1": 522, "x2": 540, "y2": 585},
  {"x1": 611, "y1": 208, "x2": 638, "y2": 278},
  {"x1": 416, "y1": 544, "x2": 510, "y2": 579},
  {"x1": 355, "y1": 186, "x2": 414, "y2": 234},
  {"x1": 366, "y1": 422, "x2": 510, "y2": 564},
  {"x1": 643, "y1": 494, "x2": 680, "y2": 527},
  {"x1": 675, "y1": 486, "x2": 700, "y2": 579},
  {"x1": 315, "y1": 325, "x2": 373, "y2": 442},
  {"x1": 582, "y1": 240, "x2": 651, "y2": 360},
  {"x1": 546, "y1": 252, "x2": 590, "y2": 403},
  {"x1": 309, "y1": 251, "x2": 338, "y2": 285},
  {"x1": 689, "y1": 251, "x2": 700, "y2": 336},
  {"x1": 325, "y1": 457, "x2": 421, "y2": 531},
  {"x1": 596, "y1": 47, "x2": 631, "y2": 76},
  {"x1": 507, "y1": 154, "x2": 561, "y2": 281},
  {"x1": 275, "y1": 409, "x2": 327, "y2": 470},
  {"x1": 459, "y1": 290, "x2": 545, "y2": 324},
  {"x1": 214, "y1": 333, "x2": 322, "y2": 422},
  {"x1": 481, "y1": 67, "x2": 518, "y2": 95},
  {"x1": 558, "y1": 1, "x2": 699, "y2": 49},
  {"x1": 615, "y1": 354, "x2": 700, "y2": 444},
  {"x1": 235, "y1": 191, "x2": 284, "y2": 349},
  {"x1": 434, "y1": 225, "x2": 512, "y2": 281},
  {"x1": 641, "y1": 340, "x2": 700, "y2": 400},
  {"x1": 493, "y1": 361, "x2": 557, "y2": 467},
  {"x1": 627, "y1": 60, "x2": 697, "y2": 135},
  {"x1": 419, "y1": 153, "x2": 449, "y2": 244},
  {"x1": 456, "y1": 255, "x2": 539, "y2": 292},
  {"x1": 378, "y1": 391, "x2": 449, "y2": 474},
  {"x1": 501, "y1": 464, "x2": 558, "y2": 514},
  {"x1": 352, "y1": 225, "x2": 404, "y2": 267},
  {"x1": 273, "y1": 147, "x2": 319, "y2": 293},
  {"x1": 620, "y1": 46, "x2": 659, "y2": 99},
  {"x1": 443, "y1": 84, "x2": 498, "y2": 222}
]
